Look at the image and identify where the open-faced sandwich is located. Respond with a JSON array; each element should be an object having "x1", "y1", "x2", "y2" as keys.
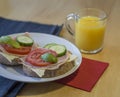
[
  {"x1": 0, "y1": 32, "x2": 38, "y2": 65},
  {"x1": 0, "y1": 33, "x2": 78, "y2": 78},
  {"x1": 22, "y1": 43, "x2": 77, "y2": 78}
]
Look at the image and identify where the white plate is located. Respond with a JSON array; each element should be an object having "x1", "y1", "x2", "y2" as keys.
[{"x1": 0, "y1": 33, "x2": 82, "y2": 83}]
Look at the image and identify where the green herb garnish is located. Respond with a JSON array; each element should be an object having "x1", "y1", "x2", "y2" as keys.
[{"x1": 0, "y1": 36, "x2": 21, "y2": 48}]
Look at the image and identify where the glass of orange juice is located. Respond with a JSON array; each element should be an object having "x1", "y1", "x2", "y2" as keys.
[{"x1": 65, "y1": 8, "x2": 107, "y2": 54}]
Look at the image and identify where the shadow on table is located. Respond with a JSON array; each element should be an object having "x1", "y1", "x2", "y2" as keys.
[
  {"x1": 18, "y1": 71, "x2": 78, "y2": 96},
  {"x1": 18, "y1": 67, "x2": 79, "y2": 96},
  {"x1": 18, "y1": 82, "x2": 66, "y2": 96}
]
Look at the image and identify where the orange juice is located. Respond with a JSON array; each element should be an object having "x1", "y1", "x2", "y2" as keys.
[{"x1": 75, "y1": 16, "x2": 106, "y2": 51}]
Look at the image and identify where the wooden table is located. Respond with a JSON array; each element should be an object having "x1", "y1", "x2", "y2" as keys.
[{"x1": 0, "y1": 0, "x2": 120, "y2": 97}]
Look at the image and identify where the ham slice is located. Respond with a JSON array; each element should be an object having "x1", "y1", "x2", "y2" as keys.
[
  {"x1": 0, "y1": 33, "x2": 39, "y2": 65},
  {"x1": 22, "y1": 51, "x2": 77, "y2": 78}
]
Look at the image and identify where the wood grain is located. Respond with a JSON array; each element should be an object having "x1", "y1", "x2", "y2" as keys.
[{"x1": 0, "y1": 0, "x2": 120, "y2": 97}]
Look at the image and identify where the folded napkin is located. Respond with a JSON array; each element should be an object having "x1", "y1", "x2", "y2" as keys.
[
  {"x1": 56, "y1": 57, "x2": 109, "y2": 92},
  {"x1": 0, "y1": 17, "x2": 62, "y2": 36},
  {"x1": 0, "y1": 77, "x2": 24, "y2": 97},
  {"x1": 0, "y1": 17, "x2": 63, "y2": 97}
]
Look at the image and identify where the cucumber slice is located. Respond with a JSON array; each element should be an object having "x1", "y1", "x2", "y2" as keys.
[
  {"x1": 44, "y1": 43, "x2": 57, "y2": 49},
  {"x1": 49, "y1": 45, "x2": 66, "y2": 57},
  {"x1": 16, "y1": 35, "x2": 33, "y2": 46}
]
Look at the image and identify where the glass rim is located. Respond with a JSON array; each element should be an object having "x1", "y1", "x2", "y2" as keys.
[{"x1": 75, "y1": 8, "x2": 107, "y2": 21}]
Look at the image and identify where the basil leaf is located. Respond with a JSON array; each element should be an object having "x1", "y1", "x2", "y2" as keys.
[{"x1": 0, "y1": 36, "x2": 21, "y2": 48}]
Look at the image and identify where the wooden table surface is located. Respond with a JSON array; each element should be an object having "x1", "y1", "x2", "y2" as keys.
[{"x1": 0, "y1": 0, "x2": 120, "y2": 97}]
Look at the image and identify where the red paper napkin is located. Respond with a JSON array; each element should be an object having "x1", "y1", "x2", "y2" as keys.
[{"x1": 56, "y1": 57, "x2": 109, "y2": 92}]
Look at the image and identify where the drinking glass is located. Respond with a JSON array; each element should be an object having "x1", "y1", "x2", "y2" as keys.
[{"x1": 65, "y1": 8, "x2": 107, "y2": 54}]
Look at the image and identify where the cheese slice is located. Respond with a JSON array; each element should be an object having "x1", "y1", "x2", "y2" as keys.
[
  {"x1": 67, "y1": 54, "x2": 77, "y2": 62},
  {"x1": 31, "y1": 68, "x2": 45, "y2": 77},
  {"x1": 0, "y1": 52, "x2": 19, "y2": 63},
  {"x1": 22, "y1": 51, "x2": 77, "y2": 77}
]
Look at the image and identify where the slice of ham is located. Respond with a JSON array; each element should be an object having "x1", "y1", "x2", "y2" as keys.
[
  {"x1": 22, "y1": 51, "x2": 69, "y2": 70},
  {"x1": 22, "y1": 51, "x2": 77, "y2": 78},
  {"x1": 0, "y1": 32, "x2": 39, "y2": 65}
]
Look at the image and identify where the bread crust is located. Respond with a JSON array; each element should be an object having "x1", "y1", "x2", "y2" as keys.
[
  {"x1": 0, "y1": 52, "x2": 22, "y2": 66},
  {"x1": 23, "y1": 61, "x2": 75, "y2": 78}
]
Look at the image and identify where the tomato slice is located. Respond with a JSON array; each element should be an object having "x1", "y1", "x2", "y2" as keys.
[
  {"x1": 2, "y1": 44, "x2": 32, "y2": 55},
  {"x1": 26, "y1": 48, "x2": 57, "y2": 66}
]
